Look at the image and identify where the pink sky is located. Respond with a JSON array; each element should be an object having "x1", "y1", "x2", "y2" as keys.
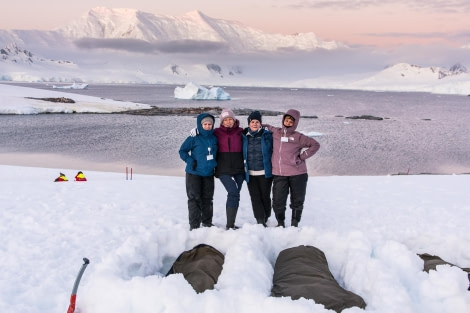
[{"x1": 1, "y1": 1, "x2": 470, "y2": 47}]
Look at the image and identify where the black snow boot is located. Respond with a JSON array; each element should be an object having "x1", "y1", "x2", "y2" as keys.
[
  {"x1": 275, "y1": 212, "x2": 285, "y2": 228},
  {"x1": 202, "y1": 223, "x2": 215, "y2": 227},
  {"x1": 291, "y1": 210, "x2": 302, "y2": 227},
  {"x1": 226, "y1": 207, "x2": 239, "y2": 230},
  {"x1": 256, "y1": 218, "x2": 267, "y2": 227}
]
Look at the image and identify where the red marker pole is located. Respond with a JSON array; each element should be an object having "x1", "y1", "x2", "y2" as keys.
[{"x1": 131, "y1": 168, "x2": 133, "y2": 180}]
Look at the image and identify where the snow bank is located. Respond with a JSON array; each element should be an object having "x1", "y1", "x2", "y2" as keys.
[{"x1": 0, "y1": 83, "x2": 151, "y2": 114}]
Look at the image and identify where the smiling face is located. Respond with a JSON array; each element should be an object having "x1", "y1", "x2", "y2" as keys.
[
  {"x1": 249, "y1": 119, "x2": 261, "y2": 132},
  {"x1": 283, "y1": 115, "x2": 295, "y2": 127},
  {"x1": 222, "y1": 117, "x2": 235, "y2": 128}
]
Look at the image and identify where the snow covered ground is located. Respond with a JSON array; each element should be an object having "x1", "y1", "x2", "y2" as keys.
[
  {"x1": 1, "y1": 165, "x2": 469, "y2": 313},
  {"x1": 1, "y1": 83, "x2": 469, "y2": 313}
]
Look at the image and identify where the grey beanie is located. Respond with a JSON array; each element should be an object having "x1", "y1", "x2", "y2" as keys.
[{"x1": 201, "y1": 116, "x2": 214, "y2": 125}]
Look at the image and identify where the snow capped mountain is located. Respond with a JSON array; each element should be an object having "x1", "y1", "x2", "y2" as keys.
[
  {"x1": 334, "y1": 63, "x2": 470, "y2": 94},
  {"x1": 1, "y1": 43, "x2": 74, "y2": 66},
  {"x1": 286, "y1": 62, "x2": 470, "y2": 95},
  {"x1": 0, "y1": 42, "x2": 81, "y2": 82},
  {"x1": 0, "y1": 7, "x2": 470, "y2": 95},
  {"x1": 0, "y1": 7, "x2": 346, "y2": 85},
  {"x1": 380, "y1": 63, "x2": 467, "y2": 80},
  {"x1": 53, "y1": 7, "x2": 343, "y2": 53},
  {"x1": 362, "y1": 63, "x2": 468, "y2": 85},
  {"x1": 442, "y1": 63, "x2": 467, "y2": 78}
]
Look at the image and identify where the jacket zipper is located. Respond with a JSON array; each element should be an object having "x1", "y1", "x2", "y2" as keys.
[{"x1": 278, "y1": 128, "x2": 286, "y2": 176}]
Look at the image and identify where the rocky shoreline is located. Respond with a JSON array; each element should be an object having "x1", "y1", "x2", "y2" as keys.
[
  {"x1": 21, "y1": 97, "x2": 389, "y2": 120},
  {"x1": 25, "y1": 96, "x2": 76, "y2": 103},
  {"x1": 118, "y1": 106, "x2": 390, "y2": 120},
  {"x1": 117, "y1": 106, "x2": 290, "y2": 117}
]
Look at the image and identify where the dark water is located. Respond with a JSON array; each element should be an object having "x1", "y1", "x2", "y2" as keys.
[{"x1": 1, "y1": 83, "x2": 470, "y2": 176}]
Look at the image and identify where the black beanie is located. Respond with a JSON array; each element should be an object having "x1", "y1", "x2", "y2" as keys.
[{"x1": 248, "y1": 111, "x2": 262, "y2": 124}]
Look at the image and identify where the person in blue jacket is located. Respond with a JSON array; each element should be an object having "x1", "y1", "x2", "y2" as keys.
[
  {"x1": 179, "y1": 113, "x2": 218, "y2": 230},
  {"x1": 242, "y1": 111, "x2": 273, "y2": 227}
]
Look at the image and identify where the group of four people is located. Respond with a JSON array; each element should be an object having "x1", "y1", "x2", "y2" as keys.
[{"x1": 179, "y1": 108, "x2": 320, "y2": 230}]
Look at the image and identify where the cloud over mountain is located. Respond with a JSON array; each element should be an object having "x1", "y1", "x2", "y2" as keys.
[{"x1": 74, "y1": 38, "x2": 229, "y2": 54}]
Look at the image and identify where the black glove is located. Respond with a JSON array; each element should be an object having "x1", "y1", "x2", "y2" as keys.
[{"x1": 192, "y1": 160, "x2": 197, "y2": 170}]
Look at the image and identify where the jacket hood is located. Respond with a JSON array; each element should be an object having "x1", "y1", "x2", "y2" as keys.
[
  {"x1": 196, "y1": 113, "x2": 215, "y2": 136},
  {"x1": 283, "y1": 109, "x2": 300, "y2": 131}
]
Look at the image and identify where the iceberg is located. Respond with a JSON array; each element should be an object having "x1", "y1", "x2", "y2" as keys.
[
  {"x1": 174, "y1": 82, "x2": 231, "y2": 100},
  {"x1": 52, "y1": 82, "x2": 89, "y2": 90}
]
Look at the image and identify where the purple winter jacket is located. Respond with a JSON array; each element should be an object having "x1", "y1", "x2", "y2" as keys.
[
  {"x1": 265, "y1": 109, "x2": 320, "y2": 176},
  {"x1": 213, "y1": 119, "x2": 245, "y2": 176}
]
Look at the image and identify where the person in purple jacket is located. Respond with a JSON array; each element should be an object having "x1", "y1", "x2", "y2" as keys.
[{"x1": 264, "y1": 109, "x2": 320, "y2": 227}]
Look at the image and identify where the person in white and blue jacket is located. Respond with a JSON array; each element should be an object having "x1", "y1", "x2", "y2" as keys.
[
  {"x1": 242, "y1": 111, "x2": 273, "y2": 227},
  {"x1": 179, "y1": 113, "x2": 218, "y2": 230}
]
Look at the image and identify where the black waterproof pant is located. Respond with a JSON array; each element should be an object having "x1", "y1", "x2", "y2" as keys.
[
  {"x1": 272, "y1": 173, "x2": 308, "y2": 225},
  {"x1": 247, "y1": 175, "x2": 273, "y2": 222},
  {"x1": 186, "y1": 173, "x2": 214, "y2": 230}
]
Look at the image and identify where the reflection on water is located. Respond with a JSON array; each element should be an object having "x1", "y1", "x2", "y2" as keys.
[
  {"x1": 0, "y1": 114, "x2": 191, "y2": 175},
  {"x1": 1, "y1": 83, "x2": 470, "y2": 176}
]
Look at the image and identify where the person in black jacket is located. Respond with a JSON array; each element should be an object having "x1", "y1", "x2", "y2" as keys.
[{"x1": 242, "y1": 111, "x2": 273, "y2": 227}]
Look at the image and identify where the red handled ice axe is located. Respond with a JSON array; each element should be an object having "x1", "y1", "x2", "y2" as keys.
[{"x1": 66, "y1": 258, "x2": 90, "y2": 313}]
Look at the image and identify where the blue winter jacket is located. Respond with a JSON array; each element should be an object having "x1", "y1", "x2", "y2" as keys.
[
  {"x1": 242, "y1": 127, "x2": 273, "y2": 182},
  {"x1": 179, "y1": 113, "x2": 218, "y2": 177}
]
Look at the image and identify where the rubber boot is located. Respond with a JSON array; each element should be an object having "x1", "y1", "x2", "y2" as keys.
[
  {"x1": 256, "y1": 218, "x2": 267, "y2": 227},
  {"x1": 275, "y1": 212, "x2": 285, "y2": 228},
  {"x1": 291, "y1": 210, "x2": 302, "y2": 227},
  {"x1": 202, "y1": 222, "x2": 215, "y2": 227},
  {"x1": 226, "y1": 207, "x2": 239, "y2": 230}
]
